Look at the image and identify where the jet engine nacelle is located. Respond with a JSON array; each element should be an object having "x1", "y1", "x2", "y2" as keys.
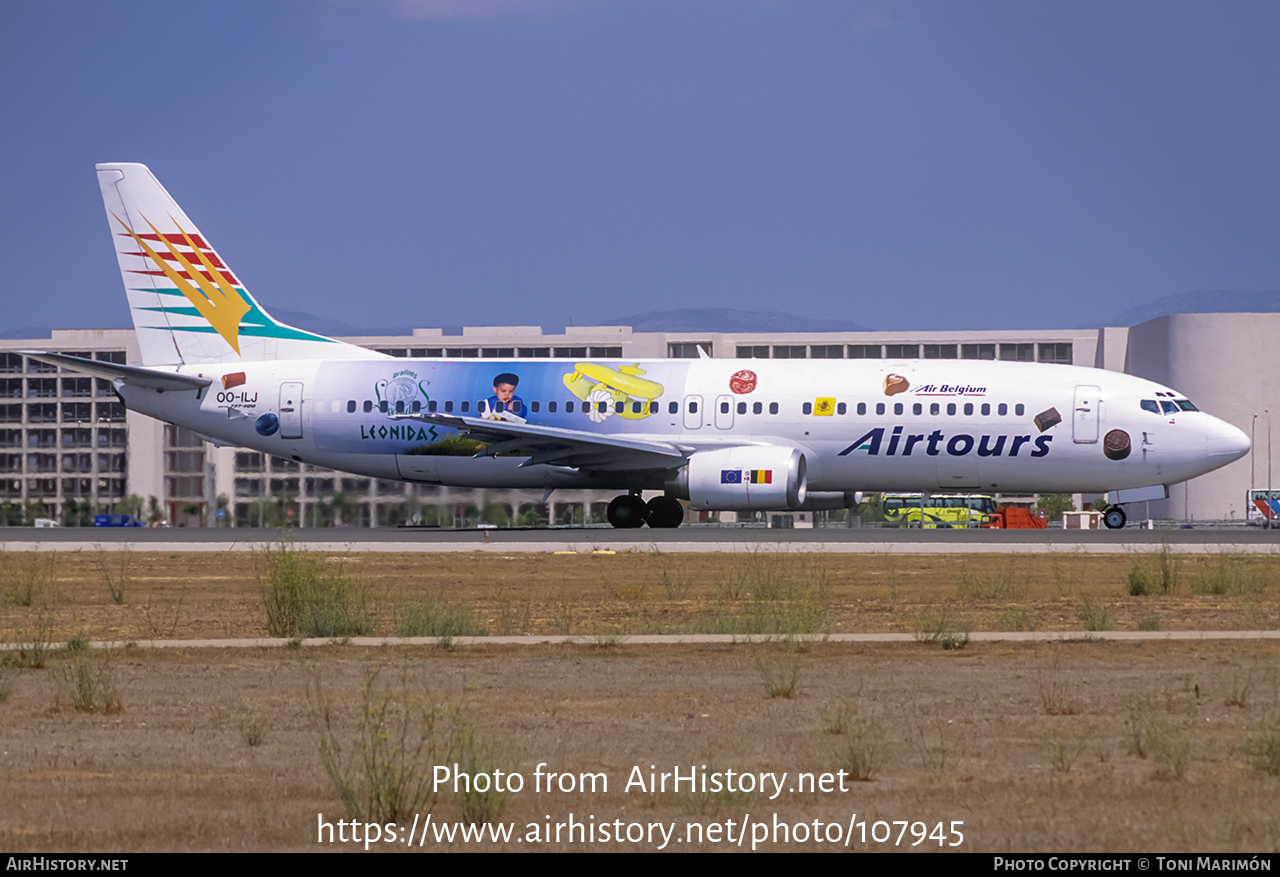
[{"x1": 672, "y1": 446, "x2": 808, "y2": 511}]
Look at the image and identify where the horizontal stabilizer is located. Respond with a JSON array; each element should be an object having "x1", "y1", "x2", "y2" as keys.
[{"x1": 21, "y1": 351, "x2": 211, "y2": 392}]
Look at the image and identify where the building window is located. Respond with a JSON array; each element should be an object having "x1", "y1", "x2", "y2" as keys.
[
  {"x1": 446, "y1": 348, "x2": 479, "y2": 358},
  {"x1": 62, "y1": 378, "x2": 92, "y2": 397},
  {"x1": 810, "y1": 345, "x2": 844, "y2": 359},
  {"x1": 97, "y1": 403, "x2": 126, "y2": 423},
  {"x1": 772, "y1": 346, "x2": 806, "y2": 359},
  {"x1": 28, "y1": 403, "x2": 58, "y2": 422},
  {"x1": 847, "y1": 345, "x2": 882, "y2": 359},
  {"x1": 95, "y1": 351, "x2": 126, "y2": 365},
  {"x1": 1038, "y1": 343, "x2": 1073, "y2": 364},
  {"x1": 375, "y1": 348, "x2": 408, "y2": 357},
  {"x1": 518, "y1": 348, "x2": 551, "y2": 357},
  {"x1": 589, "y1": 347, "x2": 622, "y2": 358},
  {"x1": 961, "y1": 344, "x2": 995, "y2": 360},
  {"x1": 737, "y1": 346, "x2": 769, "y2": 359},
  {"x1": 482, "y1": 348, "x2": 515, "y2": 358},
  {"x1": 923, "y1": 344, "x2": 957, "y2": 359},
  {"x1": 28, "y1": 378, "x2": 57, "y2": 397},
  {"x1": 61, "y1": 403, "x2": 92, "y2": 423},
  {"x1": 885, "y1": 344, "x2": 919, "y2": 358},
  {"x1": 555, "y1": 347, "x2": 587, "y2": 358},
  {"x1": 999, "y1": 343, "x2": 1035, "y2": 362},
  {"x1": 668, "y1": 343, "x2": 710, "y2": 359}
]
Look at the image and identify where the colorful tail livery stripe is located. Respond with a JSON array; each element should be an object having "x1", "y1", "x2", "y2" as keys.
[{"x1": 96, "y1": 163, "x2": 380, "y2": 366}]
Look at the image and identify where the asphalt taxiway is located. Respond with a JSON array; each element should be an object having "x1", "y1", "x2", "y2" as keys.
[{"x1": 5, "y1": 526, "x2": 1279, "y2": 553}]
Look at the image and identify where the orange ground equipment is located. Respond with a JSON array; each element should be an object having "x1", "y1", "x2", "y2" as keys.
[{"x1": 981, "y1": 507, "x2": 1048, "y2": 529}]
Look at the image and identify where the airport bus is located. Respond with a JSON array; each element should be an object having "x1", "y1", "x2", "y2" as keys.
[{"x1": 881, "y1": 494, "x2": 998, "y2": 528}]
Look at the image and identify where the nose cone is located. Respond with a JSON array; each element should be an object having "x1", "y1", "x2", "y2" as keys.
[{"x1": 1207, "y1": 417, "x2": 1250, "y2": 461}]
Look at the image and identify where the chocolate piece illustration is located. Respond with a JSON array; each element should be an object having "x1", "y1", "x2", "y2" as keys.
[
  {"x1": 1034, "y1": 407, "x2": 1062, "y2": 432},
  {"x1": 1104, "y1": 428, "x2": 1131, "y2": 461},
  {"x1": 883, "y1": 374, "x2": 910, "y2": 396}
]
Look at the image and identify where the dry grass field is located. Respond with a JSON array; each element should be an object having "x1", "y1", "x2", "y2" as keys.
[{"x1": 1, "y1": 545, "x2": 1279, "y2": 852}]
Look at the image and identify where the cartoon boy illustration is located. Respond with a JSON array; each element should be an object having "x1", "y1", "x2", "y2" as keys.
[{"x1": 487, "y1": 372, "x2": 527, "y2": 418}]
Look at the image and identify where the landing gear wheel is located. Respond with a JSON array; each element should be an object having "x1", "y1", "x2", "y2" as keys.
[
  {"x1": 607, "y1": 494, "x2": 647, "y2": 529},
  {"x1": 645, "y1": 495, "x2": 684, "y2": 529},
  {"x1": 1103, "y1": 506, "x2": 1127, "y2": 529}
]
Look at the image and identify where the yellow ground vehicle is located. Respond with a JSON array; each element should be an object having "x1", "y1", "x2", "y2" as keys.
[{"x1": 881, "y1": 494, "x2": 997, "y2": 528}]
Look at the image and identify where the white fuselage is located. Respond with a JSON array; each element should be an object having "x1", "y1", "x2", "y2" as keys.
[{"x1": 115, "y1": 356, "x2": 1250, "y2": 505}]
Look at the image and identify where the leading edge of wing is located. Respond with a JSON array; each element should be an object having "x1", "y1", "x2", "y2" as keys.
[
  {"x1": 21, "y1": 351, "x2": 212, "y2": 392},
  {"x1": 393, "y1": 412, "x2": 689, "y2": 472}
]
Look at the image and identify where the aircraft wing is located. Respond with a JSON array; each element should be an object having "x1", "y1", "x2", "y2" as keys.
[
  {"x1": 21, "y1": 351, "x2": 212, "y2": 392},
  {"x1": 395, "y1": 413, "x2": 690, "y2": 473}
]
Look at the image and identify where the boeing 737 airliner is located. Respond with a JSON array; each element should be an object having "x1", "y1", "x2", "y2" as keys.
[{"x1": 26, "y1": 164, "x2": 1251, "y2": 528}]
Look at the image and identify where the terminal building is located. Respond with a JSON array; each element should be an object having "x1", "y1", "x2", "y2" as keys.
[{"x1": 0, "y1": 313, "x2": 1268, "y2": 526}]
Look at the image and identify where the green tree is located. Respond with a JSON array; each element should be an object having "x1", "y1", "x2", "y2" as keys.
[{"x1": 1036, "y1": 493, "x2": 1076, "y2": 522}]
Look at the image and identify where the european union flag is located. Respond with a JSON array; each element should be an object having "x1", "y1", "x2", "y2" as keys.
[{"x1": 721, "y1": 470, "x2": 743, "y2": 484}]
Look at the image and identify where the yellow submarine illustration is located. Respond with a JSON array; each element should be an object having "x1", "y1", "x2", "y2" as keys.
[{"x1": 562, "y1": 362, "x2": 664, "y2": 422}]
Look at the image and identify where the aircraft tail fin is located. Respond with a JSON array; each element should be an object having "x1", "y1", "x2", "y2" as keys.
[{"x1": 96, "y1": 163, "x2": 380, "y2": 366}]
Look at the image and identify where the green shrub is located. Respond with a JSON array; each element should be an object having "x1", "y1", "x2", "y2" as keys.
[
  {"x1": 395, "y1": 594, "x2": 485, "y2": 640},
  {"x1": 258, "y1": 543, "x2": 373, "y2": 638},
  {"x1": 308, "y1": 668, "x2": 459, "y2": 823}
]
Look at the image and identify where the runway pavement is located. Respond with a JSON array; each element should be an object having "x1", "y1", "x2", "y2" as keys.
[{"x1": 5, "y1": 525, "x2": 1280, "y2": 553}]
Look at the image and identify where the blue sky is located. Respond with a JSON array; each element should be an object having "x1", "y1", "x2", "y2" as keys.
[{"x1": 2, "y1": 0, "x2": 1278, "y2": 333}]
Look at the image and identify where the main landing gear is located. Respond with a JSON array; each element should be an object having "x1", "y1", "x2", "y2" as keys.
[{"x1": 606, "y1": 494, "x2": 684, "y2": 529}]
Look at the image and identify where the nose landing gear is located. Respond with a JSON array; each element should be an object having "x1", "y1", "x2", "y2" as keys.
[{"x1": 1102, "y1": 505, "x2": 1127, "y2": 529}]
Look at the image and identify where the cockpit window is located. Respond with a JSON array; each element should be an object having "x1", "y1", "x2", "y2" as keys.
[
  {"x1": 1176, "y1": 400, "x2": 1199, "y2": 411},
  {"x1": 1141, "y1": 400, "x2": 1159, "y2": 414},
  {"x1": 1160, "y1": 401, "x2": 1178, "y2": 415}
]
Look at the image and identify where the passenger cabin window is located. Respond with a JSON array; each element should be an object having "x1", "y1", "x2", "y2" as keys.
[
  {"x1": 531, "y1": 401, "x2": 540, "y2": 413},
  {"x1": 668, "y1": 401, "x2": 678, "y2": 414},
  {"x1": 769, "y1": 402, "x2": 779, "y2": 415},
  {"x1": 347, "y1": 400, "x2": 356, "y2": 413},
  {"x1": 1015, "y1": 404, "x2": 1025, "y2": 416},
  {"x1": 460, "y1": 401, "x2": 469, "y2": 413},
  {"x1": 444, "y1": 401, "x2": 453, "y2": 413},
  {"x1": 549, "y1": 401, "x2": 557, "y2": 413},
  {"x1": 980, "y1": 403, "x2": 990, "y2": 415},
  {"x1": 894, "y1": 403, "x2": 904, "y2": 415},
  {"x1": 428, "y1": 401, "x2": 438, "y2": 412},
  {"x1": 753, "y1": 402, "x2": 762, "y2": 414},
  {"x1": 912, "y1": 403, "x2": 922, "y2": 415},
  {"x1": 963, "y1": 403, "x2": 973, "y2": 415},
  {"x1": 688, "y1": 401, "x2": 698, "y2": 413},
  {"x1": 946, "y1": 403, "x2": 956, "y2": 416},
  {"x1": 930, "y1": 403, "x2": 940, "y2": 416},
  {"x1": 856, "y1": 402, "x2": 866, "y2": 415},
  {"x1": 363, "y1": 400, "x2": 373, "y2": 413},
  {"x1": 1141, "y1": 400, "x2": 1159, "y2": 414},
  {"x1": 802, "y1": 402, "x2": 813, "y2": 415},
  {"x1": 721, "y1": 401, "x2": 730, "y2": 414},
  {"x1": 737, "y1": 402, "x2": 746, "y2": 415},
  {"x1": 875, "y1": 403, "x2": 885, "y2": 415},
  {"x1": 566, "y1": 402, "x2": 575, "y2": 413},
  {"x1": 998, "y1": 403, "x2": 1008, "y2": 416},
  {"x1": 836, "y1": 402, "x2": 846, "y2": 415},
  {"x1": 378, "y1": 401, "x2": 388, "y2": 413}
]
